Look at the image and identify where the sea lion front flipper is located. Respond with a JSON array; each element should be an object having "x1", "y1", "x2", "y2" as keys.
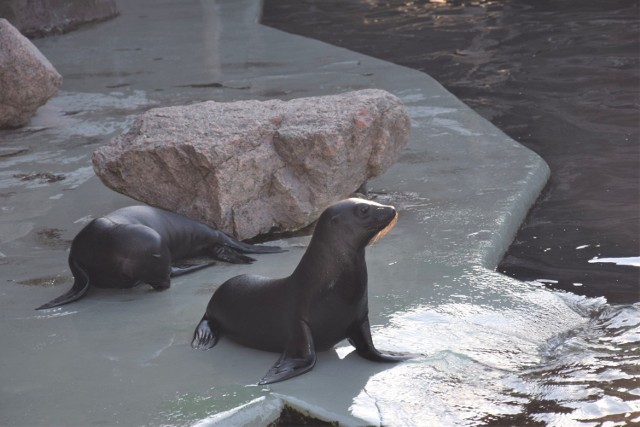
[
  {"x1": 348, "y1": 316, "x2": 412, "y2": 362},
  {"x1": 258, "y1": 320, "x2": 316, "y2": 385},
  {"x1": 191, "y1": 317, "x2": 219, "y2": 350},
  {"x1": 170, "y1": 261, "x2": 217, "y2": 277}
]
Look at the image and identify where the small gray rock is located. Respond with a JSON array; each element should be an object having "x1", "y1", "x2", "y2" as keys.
[
  {"x1": 0, "y1": 19, "x2": 62, "y2": 129},
  {"x1": 93, "y1": 89, "x2": 410, "y2": 239}
]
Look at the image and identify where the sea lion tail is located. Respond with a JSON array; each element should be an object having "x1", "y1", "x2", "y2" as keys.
[{"x1": 35, "y1": 257, "x2": 90, "y2": 310}]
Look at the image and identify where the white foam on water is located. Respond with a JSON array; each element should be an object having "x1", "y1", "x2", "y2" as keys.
[{"x1": 588, "y1": 256, "x2": 640, "y2": 267}]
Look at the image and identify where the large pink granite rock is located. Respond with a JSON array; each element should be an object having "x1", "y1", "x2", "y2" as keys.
[
  {"x1": 0, "y1": 19, "x2": 62, "y2": 129},
  {"x1": 93, "y1": 89, "x2": 410, "y2": 239}
]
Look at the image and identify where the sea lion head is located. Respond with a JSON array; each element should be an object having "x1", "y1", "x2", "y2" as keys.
[{"x1": 316, "y1": 198, "x2": 397, "y2": 249}]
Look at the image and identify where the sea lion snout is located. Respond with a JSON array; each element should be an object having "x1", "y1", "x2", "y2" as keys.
[
  {"x1": 374, "y1": 204, "x2": 396, "y2": 226},
  {"x1": 343, "y1": 198, "x2": 397, "y2": 232},
  {"x1": 356, "y1": 200, "x2": 395, "y2": 229},
  {"x1": 368, "y1": 204, "x2": 398, "y2": 246}
]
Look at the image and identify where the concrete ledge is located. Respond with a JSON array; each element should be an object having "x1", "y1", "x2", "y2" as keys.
[{"x1": 0, "y1": 1, "x2": 586, "y2": 426}]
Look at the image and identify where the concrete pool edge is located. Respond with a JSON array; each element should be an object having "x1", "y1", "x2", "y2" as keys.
[
  {"x1": 0, "y1": 0, "x2": 560, "y2": 425},
  {"x1": 251, "y1": 0, "x2": 551, "y2": 272}
]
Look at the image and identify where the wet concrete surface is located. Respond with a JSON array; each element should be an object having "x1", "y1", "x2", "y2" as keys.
[{"x1": 0, "y1": 1, "x2": 607, "y2": 426}]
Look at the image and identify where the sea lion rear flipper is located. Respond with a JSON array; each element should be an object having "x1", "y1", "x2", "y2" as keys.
[
  {"x1": 212, "y1": 246, "x2": 256, "y2": 264},
  {"x1": 191, "y1": 317, "x2": 219, "y2": 350},
  {"x1": 348, "y1": 316, "x2": 412, "y2": 362},
  {"x1": 258, "y1": 320, "x2": 316, "y2": 385},
  {"x1": 35, "y1": 257, "x2": 90, "y2": 310},
  {"x1": 217, "y1": 232, "x2": 285, "y2": 255}
]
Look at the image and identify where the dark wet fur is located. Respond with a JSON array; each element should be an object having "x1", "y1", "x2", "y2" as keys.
[{"x1": 36, "y1": 206, "x2": 284, "y2": 310}]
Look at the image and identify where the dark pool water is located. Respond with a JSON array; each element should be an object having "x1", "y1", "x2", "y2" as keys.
[{"x1": 262, "y1": 0, "x2": 640, "y2": 303}]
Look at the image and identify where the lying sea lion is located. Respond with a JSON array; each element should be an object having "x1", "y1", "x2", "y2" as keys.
[
  {"x1": 36, "y1": 206, "x2": 283, "y2": 310},
  {"x1": 191, "y1": 198, "x2": 410, "y2": 384}
]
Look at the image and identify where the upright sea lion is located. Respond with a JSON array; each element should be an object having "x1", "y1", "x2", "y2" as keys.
[
  {"x1": 36, "y1": 206, "x2": 283, "y2": 310},
  {"x1": 191, "y1": 198, "x2": 410, "y2": 384}
]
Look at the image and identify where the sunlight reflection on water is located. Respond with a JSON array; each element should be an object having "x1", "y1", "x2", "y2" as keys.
[{"x1": 350, "y1": 273, "x2": 640, "y2": 425}]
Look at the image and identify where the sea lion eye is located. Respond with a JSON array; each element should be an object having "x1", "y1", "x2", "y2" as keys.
[{"x1": 358, "y1": 204, "x2": 370, "y2": 215}]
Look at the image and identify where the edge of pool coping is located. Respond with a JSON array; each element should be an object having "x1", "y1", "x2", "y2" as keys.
[{"x1": 250, "y1": 0, "x2": 551, "y2": 273}]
